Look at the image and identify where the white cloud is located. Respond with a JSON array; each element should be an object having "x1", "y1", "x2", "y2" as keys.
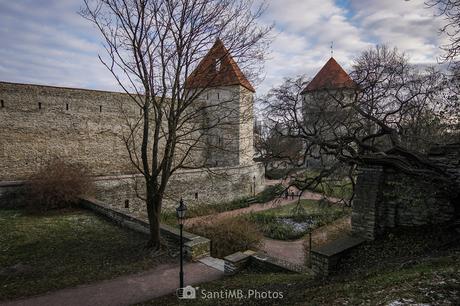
[{"x1": 0, "y1": 0, "x2": 451, "y2": 96}]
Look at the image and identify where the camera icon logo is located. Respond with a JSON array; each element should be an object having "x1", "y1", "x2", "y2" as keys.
[{"x1": 176, "y1": 285, "x2": 197, "y2": 299}]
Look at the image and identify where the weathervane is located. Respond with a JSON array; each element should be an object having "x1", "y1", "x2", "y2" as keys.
[{"x1": 330, "y1": 41, "x2": 334, "y2": 57}]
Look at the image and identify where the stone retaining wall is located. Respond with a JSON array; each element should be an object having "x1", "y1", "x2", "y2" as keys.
[{"x1": 80, "y1": 198, "x2": 210, "y2": 261}]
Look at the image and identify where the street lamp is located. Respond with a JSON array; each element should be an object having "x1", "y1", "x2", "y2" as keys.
[
  {"x1": 176, "y1": 198, "x2": 187, "y2": 289},
  {"x1": 253, "y1": 175, "x2": 256, "y2": 197}
]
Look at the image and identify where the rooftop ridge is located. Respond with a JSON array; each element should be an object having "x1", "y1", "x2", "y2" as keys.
[
  {"x1": 185, "y1": 39, "x2": 255, "y2": 92},
  {"x1": 301, "y1": 57, "x2": 356, "y2": 93}
]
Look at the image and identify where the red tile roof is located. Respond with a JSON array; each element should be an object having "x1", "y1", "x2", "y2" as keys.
[
  {"x1": 185, "y1": 39, "x2": 255, "y2": 92},
  {"x1": 301, "y1": 57, "x2": 356, "y2": 93}
]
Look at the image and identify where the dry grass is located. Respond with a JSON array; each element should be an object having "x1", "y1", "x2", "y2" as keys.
[{"x1": 187, "y1": 217, "x2": 263, "y2": 258}]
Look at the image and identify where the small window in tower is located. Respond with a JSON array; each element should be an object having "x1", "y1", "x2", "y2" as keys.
[
  {"x1": 206, "y1": 93, "x2": 209, "y2": 100},
  {"x1": 1, "y1": 100, "x2": 4, "y2": 108},
  {"x1": 99, "y1": 105, "x2": 102, "y2": 112},
  {"x1": 217, "y1": 93, "x2": 220, "y2": 100},
  {"x1": 195, "y1": 192, "x2": 198, "y2": 200},
  {"x1": 66, "y1": 103, "x2": 69, "y2": 111},
  {"x1": 125, "y1": 199, "x2": 130, "y2": 208},
  {"x1": 38, "y1": 102, "x2": 42, "y2": 110},
  {"x1": 215, "y1": 58, "x2": 221, "y2": 71}
]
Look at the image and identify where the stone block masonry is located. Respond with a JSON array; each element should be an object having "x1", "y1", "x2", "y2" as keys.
[
  {"x1": 80, "y1": 198, "x2": 210, "y2": 261},
  {"x1": 0, "y1": 81, "x2": 265, "y2": 209},
  {"x1": 92, "y1": 162, "x2": 265, "y2": 213},
  {"x1": 351, "y1": 143, "x2": 459, "y2": 240}
]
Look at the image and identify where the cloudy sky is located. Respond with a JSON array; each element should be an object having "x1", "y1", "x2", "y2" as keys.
[{"x1": 0, "y1": 0, "x2": 449, "y2": 95}]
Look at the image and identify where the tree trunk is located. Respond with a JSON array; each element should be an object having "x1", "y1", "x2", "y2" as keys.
[{"x1": 145, "y1": 184, "x2": 162, "y2": 250}]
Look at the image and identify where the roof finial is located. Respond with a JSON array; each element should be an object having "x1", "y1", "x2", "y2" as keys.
[{"x1": 330, "y1": 41, "x2": 334, "y2": 58}]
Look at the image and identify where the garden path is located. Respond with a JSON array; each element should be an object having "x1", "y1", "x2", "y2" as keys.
[
  {"x1": 0, "y1": 262, "x2": 223, "y2": 306},
  {"x1": 260, "y1": 216, "x2": 352, "y2": 266},
  {"x1": 185, "y1": 180, "x2": 340, "y2": 227}
]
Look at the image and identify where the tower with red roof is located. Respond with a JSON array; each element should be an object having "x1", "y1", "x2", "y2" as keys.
[
  {"x1": 186, "y1": 39, "x2": 255, "y2": 167},
  {"x1": 301, "y1": 57, "x2": 357, "y2": 123}
]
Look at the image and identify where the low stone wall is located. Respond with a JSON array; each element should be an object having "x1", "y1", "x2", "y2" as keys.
[
  {"x1": 310, "y1": 235, "x2": 365, "y2": 276},
  {"x1": 80, "y1": 198, "x2": 210, "y2": 261},
  {"x1": 0, "y1": 162, "x2": 265, "y2": 216},
  {"x1": 93, "y1": 162, "x2": 265, "y2": 219},
  {"x1": 224, "y1": 250, "x2": 308, "y2": 275}
]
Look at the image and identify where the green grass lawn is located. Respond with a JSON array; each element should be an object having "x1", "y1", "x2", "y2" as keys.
[
  {"x1": 246, "y1": 200, "x2": 351, "y2": 240},
  {"x1": 139, "y1": 227, "x2": 460, "y2": 305},
  {"x1": 161, "y1": 184, "x2": 284, "y2": 226},
  {"x1": 0, "y1": 209, "x2": 176, "y2": 301}
]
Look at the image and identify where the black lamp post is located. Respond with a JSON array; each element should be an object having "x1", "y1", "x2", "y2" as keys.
[
  {"x1": 253, "y1": 175, "x2": 256, "y2": 197},
  {"x1": 176, "y1": 198, "x2": 187, "y2": 289}
]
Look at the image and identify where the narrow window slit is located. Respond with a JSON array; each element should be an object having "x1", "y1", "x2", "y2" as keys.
[
  {"x1": 1, "y1": 100, "x2": 4, "y2": 108},
  {"x1": 38, "y1": 102, "x2": 42, "y2": 110},
  {"x1": 66, "y1": 103, "x2": 69, "y2": 111}
]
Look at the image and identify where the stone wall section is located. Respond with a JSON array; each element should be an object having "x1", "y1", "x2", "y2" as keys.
[
  {"x1": 93, "y1": 162, "x2": 265, "y2": 216},
  {"x1": 351, "y1": 144, "x2": 459, "y2": 240},
  {"x1": 0, "y1": 82, "x2": 138, "y2": 179}
]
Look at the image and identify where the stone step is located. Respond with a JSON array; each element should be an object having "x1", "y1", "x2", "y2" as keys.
[{"x1": 199, "y1": 256, "x2": 225, "y2": 272}]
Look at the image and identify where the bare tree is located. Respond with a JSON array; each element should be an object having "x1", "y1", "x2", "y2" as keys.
[
  {"x1": 261, "y1": 45, "x2": 459, "y2": 203},
  {"x1": 80, "y1": 0, "x2": 271, "y2": 249},
  {"x1": 427, "y1": 0, "x2": 460, "y2": 64}
]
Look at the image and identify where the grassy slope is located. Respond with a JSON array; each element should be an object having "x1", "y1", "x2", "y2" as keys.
[
  {"x1": 142, "y1": 227, "x2": 460, "y2": 306},
  {"x1": 0, "y1": 209, "x2": 176, "y2": 301}
]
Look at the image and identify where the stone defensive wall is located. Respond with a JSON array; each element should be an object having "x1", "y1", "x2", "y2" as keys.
[
  {"x1": 92, "y1": 162, "x2": 265, "y2": 214},
  {"x1": 0, "y1": 81, "x2": 265, "y2": 210},
  {"x1": 0, "y1": 81, "x2": 138, "y2": 179}
]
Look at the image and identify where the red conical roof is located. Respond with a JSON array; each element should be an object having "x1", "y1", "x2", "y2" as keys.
[
  {"x1": 301, "y1": 57, "x2": 356, "y2": 93},
  {"x1": 185, "y1": 39, "x2": 255, "y2": 92}
]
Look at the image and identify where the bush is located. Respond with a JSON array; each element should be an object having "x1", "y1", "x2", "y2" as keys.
[
  {"x1": 24, "y1": 159, "x2": 94, "y2": 212},
  {"x1": 254, "y1": 184, "x2": 284, "y2": 203},
  {"x1": 0, "y1": 187, "x2": 27, "y2": 209},
  {"x1": 265, "y1": 169, "x2": 290, "y2": 180},
  {"x1": 187, "y1": 218, "x2": 262, "y2": 258}
]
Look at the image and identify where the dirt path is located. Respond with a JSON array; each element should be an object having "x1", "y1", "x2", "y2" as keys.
[
  {"x1": 1, "y1": 262, "x2": 223, "y2": 306},
  {"x1": 260, "y1": 216, "x2": 352, "y2": 266}
]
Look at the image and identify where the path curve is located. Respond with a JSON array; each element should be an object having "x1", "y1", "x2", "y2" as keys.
[
  {"x1": 260, "y1": 216, "x2": 352, "y2": 265},
  {"x1": 185, "y1": 189, "x2": 340, "y2": 227}
]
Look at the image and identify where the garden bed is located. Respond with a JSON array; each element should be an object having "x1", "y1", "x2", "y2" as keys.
[{"x1": 246, "y1": 200, "x2": 351, "y2": 240}]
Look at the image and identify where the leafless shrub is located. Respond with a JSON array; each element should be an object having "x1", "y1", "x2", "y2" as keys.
[
  {"x1": 188, "y1": 217, "x2": 262, "y2": 258},
  {"x1": 25, "y1": 159, "x2": 94, "y2": 212}
]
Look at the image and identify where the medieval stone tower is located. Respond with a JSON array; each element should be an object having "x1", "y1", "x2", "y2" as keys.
[
  {"x1": 186, "y1": 39, "x2": 255, "y2": 168},
  {"x1": 300, "y1": 57, "x2": 357, "y2": 167},
  {"x1": 301, "y1": 57, "x2": 356, "y2": 112}
]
